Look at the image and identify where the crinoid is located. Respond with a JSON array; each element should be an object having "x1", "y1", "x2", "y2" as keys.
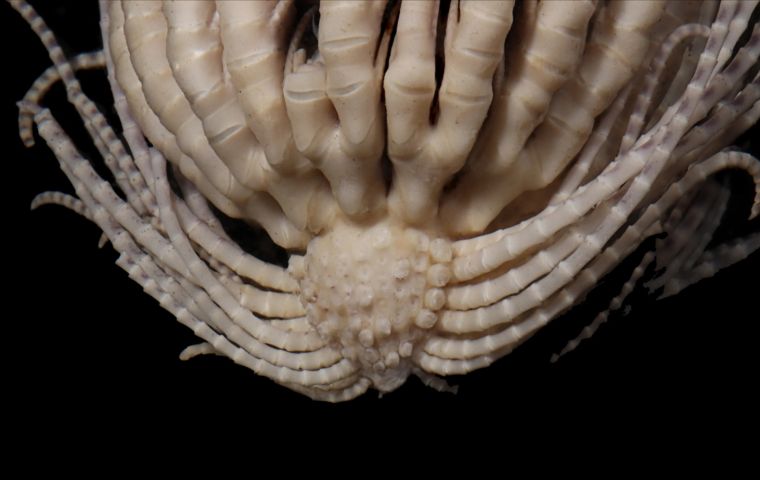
[{"x1": 9, "y1": 0, "x2": 760, "y2": 402}]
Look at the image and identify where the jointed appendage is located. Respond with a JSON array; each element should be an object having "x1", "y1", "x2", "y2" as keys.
[{"x1": 12, "y1": 0, "x2": 759, "y2": 401}]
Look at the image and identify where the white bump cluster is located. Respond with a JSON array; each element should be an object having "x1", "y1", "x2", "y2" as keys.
[{"x1": 297, "y1": 218, "x2": 452, "y2": 390}]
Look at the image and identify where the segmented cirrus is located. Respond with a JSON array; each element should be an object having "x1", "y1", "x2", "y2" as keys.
[{"x1": 10, "y1": 0, "x2": 760, "y2": 401}]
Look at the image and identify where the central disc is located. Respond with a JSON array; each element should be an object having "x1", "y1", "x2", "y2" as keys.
[{"x1": 293, "y1": 218, "x2": 452, "y2": 392}]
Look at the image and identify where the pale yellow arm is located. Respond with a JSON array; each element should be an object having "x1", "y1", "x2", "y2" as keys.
[
  {"x1": 119, "y1": 1, "x2": 309, "y2": 249},
  {"x1": 108, "y1": 1, "x2": 244, "y2": 219},
  {"x1": 120, "y1": 1, "x2": 251, "y2": 203},
  {"x1": 419, "y1": 154, "x2": 760, "y2": 370},
  {"x1": 439, "y1": 0, "x2": 597, "y2": 234},
  {"x1": 284, "y1": 2, "x2": 389, "y2": 218},
  {"x1": 163, "y1": 0, "x2": 269, "y2": 193},
  {"x1": 163, "y1": 0, "x2": 326, "y2": 239},
  {"x1": 441, "y1": 1, "x2": 664, "y2": 235},
  {"x1": 216, "y1": 0, "x2": 309, "y2": 174},
  {"x1": 386, "y1": 0, "x2": 515, "y2": 224}
]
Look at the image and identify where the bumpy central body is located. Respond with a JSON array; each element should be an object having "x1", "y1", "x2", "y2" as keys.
[{"x1": 293, "y1": 218, "x2": 453, "y2": 391}]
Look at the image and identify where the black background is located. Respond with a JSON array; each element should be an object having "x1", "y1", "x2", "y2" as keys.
[{"x1": 4, "y1": 0, "x2": 758, "y2": 450}]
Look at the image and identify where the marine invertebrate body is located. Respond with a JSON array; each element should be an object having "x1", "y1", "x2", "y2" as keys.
[{"x1": 10, "y1": 0, "x2": 760, "y2": 401}]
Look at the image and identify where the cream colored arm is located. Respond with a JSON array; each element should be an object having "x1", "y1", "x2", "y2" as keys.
[
  {"x1": 163, "y1": 0, "x2": 269, "y2": 193},
  {"x1": 383, "y1": 0, "x2": 437, "y2": 159},
  {"x1": 121, "y1": 1, "x2": 252, "y2": 204},
  {"x1": 108, "y1": 1, "x2": 243, "y2": 219},
  {"x1": 418, "y1": 151, "x2": 760, "y2": 371},
  {"x1": 441, "y1": 1, "x2": 664, "y2": 235},
  {"x1": 284, "y1": 3, "x2": 389, "y2": 218},
  {"x1": 163, "y1": 0, "x2": 327, "y2": 235},
  {"x1": 319, "y1": 0, "x2": 387, "y2": 155},
  {"x1": 216, "y1": 0, "x2": 308, "y2": 174},
  {"x1": 118, "y1": 1, "x2": 309, "y2": 249},
  {"x1": 385, "y1": 0, "x2": 515, "y2": 223}
]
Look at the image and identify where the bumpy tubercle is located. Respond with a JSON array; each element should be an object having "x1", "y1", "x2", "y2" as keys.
[{"x1": 290, "y1": 216, "x2": 452, "y2": 392}]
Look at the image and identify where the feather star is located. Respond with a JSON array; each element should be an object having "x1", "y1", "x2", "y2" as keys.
[{"x1": 7, "y1": 0, "x2": 760, "y2": 402}]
